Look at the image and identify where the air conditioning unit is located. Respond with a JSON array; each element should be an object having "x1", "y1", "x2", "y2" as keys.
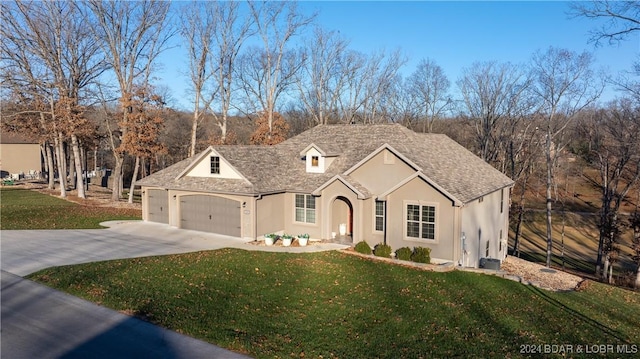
[{"x1": 479, "y1": 258, "x2": 501, "y2": 270}]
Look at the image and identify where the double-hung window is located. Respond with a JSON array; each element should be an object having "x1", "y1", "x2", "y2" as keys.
[
  {"x1": 210, "y1": 156, "x2": 220, "y2": 174},
  {"x1": 406, "y1": 203, "x2": 436, "y2": 240},
  {"x1": 295, "y1": 194, "x2": 316, "y2": 223},
  {"x1": 374, "y1": 200, "x2": 385, "y2": 232}
]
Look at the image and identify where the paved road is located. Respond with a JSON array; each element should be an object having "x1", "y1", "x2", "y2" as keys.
[
  {"x1": 1, "y1": 270, "x2": 251, "y2": 359},
  {"x1": 1, "y1": 220, "x2": 345, "y2": 359}
]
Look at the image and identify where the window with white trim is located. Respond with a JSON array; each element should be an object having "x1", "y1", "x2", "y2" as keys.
[
  {"x1": 374, "y1": 200, "x2": 385, "y2": 232},
  {"x1": 500, "y1": 189, "x2": 504, "y2": 213},
  {"x1": 210, "y1": 156, "x2": 220, "y2": 174},
  {"x1": 295, "y1": 194, "x2": 316, "y2": 223},
  {"x1": 406, "y1": 203, "x2": 436, "y2": 240}
]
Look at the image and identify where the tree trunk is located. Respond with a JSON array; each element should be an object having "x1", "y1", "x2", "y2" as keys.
[
  {"x1": 635, "y1": 265, "x2": 640, "y2": 289},
  {"x1": 71, "y1": 134, "x2": 85, "y2": 199},
  {"x1": 561, "y1": 201, "x2": 566, "y2": 270},
  {"x1": 608, "y1": 261, "x2": 614, "y2": 284},
  {"x1": 218, "y1": 121, "x2": 227, "y2": 143},
  {"x1": 513, "y1": 176, "x2": 527, "y2": 258},
  {"x1": 267, "y1": 109, "x2": 273, "y2": 140},
  {"x1": 111, "y1": 154, "x2": 123, "y2": 201},
  {"x1": 128, "y1": 156, "x2": 140, "y2": 204},
  {"x1": 603, "y1": 254, "x2": 610, "y2": 284},
  {"x1": 46, "y1": 143, "x2": 55, "y2": 190},
  {"x1": 190, "y1": 106, "x2": 199, "y2": 157},
  {"x1": 596, "y1": 225, "x2": 605, "y2": 278},
  {"x1": 545, "y1": 129, "x2": 553, "y2": 268},
  {"x1": 596, "y1": 161, "x2": 609, "y2": 278},
  {"x1": 68, "y1": 146, "x2": 75, "y2": 190},
  {"x1": 40, "y1": 144, "x2": 48, "y2": 179},
  {"x1": 93, "y1": 145, "x2": 98, "y2": 171},
  {"x1": 54, "y1": 133, "x2": 66, "y2": 198}
]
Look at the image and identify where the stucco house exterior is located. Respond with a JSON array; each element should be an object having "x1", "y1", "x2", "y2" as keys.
[
  {"x1": 0, "y1": 132, "x2": 42, "y2": 179},
  {"x1": 136, "y1": 124, "x2": 513, "y2": 267}
]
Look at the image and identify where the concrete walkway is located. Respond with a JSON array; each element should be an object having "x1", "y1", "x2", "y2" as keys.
[{"x1": 1, "y1": 220, "x2": 349, "y2": 359}]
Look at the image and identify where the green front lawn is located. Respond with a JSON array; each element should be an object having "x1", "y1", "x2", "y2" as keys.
[
  {"x1": 0, "y1": 187, "x2": 141, "y2": 229},
  {"x1": 28, "y1": 249, "x2": 640, "y2": 358}
]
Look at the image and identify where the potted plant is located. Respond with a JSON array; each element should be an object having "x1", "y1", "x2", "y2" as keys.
[
  {"x1": 281, "y1": 234, "x2": 293, "y2": 247},
  {"x1": 297, "y1": 233, "x2": 309, "y2": 246},
  {"x1": 264, "y1": 233, "x2": 276, "y2": 246}
]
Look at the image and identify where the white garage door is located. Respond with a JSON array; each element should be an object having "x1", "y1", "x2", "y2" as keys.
[{"x1": 180, "y1": 195, "x2": 241, "y2": 237}]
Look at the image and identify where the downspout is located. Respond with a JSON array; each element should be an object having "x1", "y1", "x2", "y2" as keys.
[
  {"x1": 254, "y1": 194, "x2": 262, "y2": 240},
  {"x1": 383, "y1": 200, "x2": 388, "y2": 246},
  {"x1": 461, "y1": 232, "x2": 466, "y2": 267}
]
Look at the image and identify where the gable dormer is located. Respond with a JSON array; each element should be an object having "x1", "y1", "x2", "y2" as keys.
[
  {"x1": 177, "y1": 147, "x2": 244, "y2": 180},
  {"x1": 300, "y1": 144, "x2": 337, "y2": 174}
]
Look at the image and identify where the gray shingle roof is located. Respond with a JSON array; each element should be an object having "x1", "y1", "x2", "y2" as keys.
[{"x1": 136, "y1": 124, "x2": 514, "y2": 203}]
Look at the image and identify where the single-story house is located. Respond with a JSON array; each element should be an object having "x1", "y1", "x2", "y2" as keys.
[
  {"x1": 136, "y1": 124, "x2": 513, "y2": 267},
  {"x1": 0, "y1": 132, "x2": 42, "y2": 179}
]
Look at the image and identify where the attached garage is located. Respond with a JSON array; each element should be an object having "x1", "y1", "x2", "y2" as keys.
[
  {"x1": 179, "y1": 195, "x2": 241, "y2": 237},
  {"x1": 147, "y1": 189, "x2": 169, "y2": 224}
]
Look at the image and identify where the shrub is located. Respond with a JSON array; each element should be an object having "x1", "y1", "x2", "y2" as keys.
[
  {"x1": 411, "y1": 247, "x2": 431, "y2": 264},
  {"x1": 354, "y1": 241, "x2": 372, "y2": 255},
  {"x1": 395, "y1": 247, "x2": 412, "y2": 261},
  {"x1": 373, "y1": 243, "x2": 392, "y2": 258}
]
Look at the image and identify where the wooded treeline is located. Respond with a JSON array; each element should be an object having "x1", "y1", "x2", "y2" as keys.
[{"x1": 1, "y1": 1, "x2": 639, "y2": 285}]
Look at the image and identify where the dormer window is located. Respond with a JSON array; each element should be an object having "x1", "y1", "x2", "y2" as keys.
[
  {"x1": 301, "y1": 144, "x2": 337, "y2": 174},
  {"x1": 210, "y1": 156, "x2": 220, "y2": 174}
]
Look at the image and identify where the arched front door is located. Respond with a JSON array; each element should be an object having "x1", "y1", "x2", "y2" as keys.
[{"x1": 331, "y1": 196, "x2": 353, "y2": 243}]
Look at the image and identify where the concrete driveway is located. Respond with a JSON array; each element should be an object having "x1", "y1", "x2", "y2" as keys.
[
  {"x1": 1, "y1": 220, "x2": 296, "y2": 359},
  {"x1": 1, "y1": 220, "x2": 252, "y2": 276},
  {"x1": 1, "y1": 220, "x2": 348, "y2": 359}
]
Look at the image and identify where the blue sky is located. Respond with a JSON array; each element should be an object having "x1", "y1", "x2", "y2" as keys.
[{"x1": 158, "y1": 1, "x2": 639, "y2": 110}]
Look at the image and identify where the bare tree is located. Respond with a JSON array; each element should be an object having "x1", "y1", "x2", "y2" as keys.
[
  {"x1": 458, "y1": 61, "x2": 533, "y2": 165},
  {"x1": 386, "y1": 75, "x2": 421, "y2": 127},
  {"x1": 2, "y1": 0, "x2": 104, "y2": 198},
  {"x1": 334, "y1": 49, "x2": 367, "y2": 123},
  {"x1": 85, "y1": 0, "x2": 173, "y2": 201},
  {"x1": 333, "y1": 49, "x2": 405, "y2": 124},
  {"x1": 180, "y1": 1, "x2": 216, "y2": 157},
  {"x1": 571, "y1": 1, "x2": 640, "y2": 105},
  {"x1": 241, "y1": 1, "x2": 314, "y2": 139},
  {"x1": 530, "y1": 47, "x2": 603, "y2": 268},
  {"x1": 570, "y1": 1, "x2": 640, "y2": 45},
  {"x1": 406, "y1": 58, "x2": 452, "y2": 133},
  {"x1": 208, "y1": 1, "x2": 254, "y2": 144},
  {"x1": 180, "y1": 1, "x2": 253, "y2": 152},
  {"x1": 296, "y1": 27, "x2": 350, "y2": 125},
  {"x1": 581, "y1": 100, "x2": 640, "y2": 282},
  {"x1": 360, "y1": 49, "x2": 407, "y2": 124},
  {"x1": 630, "y1": 200, "x2": 640, "y2": 289}
]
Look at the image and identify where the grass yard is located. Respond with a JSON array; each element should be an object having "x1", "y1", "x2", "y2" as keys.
[
  {"x1": 511, "y1": 210, "x2": 637, "y2": 283},
  {"x1": 29, "y1": 249, "x2": 640, "y2": 359},
  {"x1": 0, "y1": 187, "x2": 141, "y2": 229}
]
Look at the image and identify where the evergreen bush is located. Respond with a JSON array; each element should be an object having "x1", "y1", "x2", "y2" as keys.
[
  {"x1": 373, "y1": 243, "x2": 392, "y2": 258},
  {"x1": 395, "y1": 247, "x2": 412, "y2": 261},
  {"x1": 411, "y1": 247, "x2": 431, "y2": 263},
  {"x1": 354, "y1": 241, "x2": 372, "y2": 254}
]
